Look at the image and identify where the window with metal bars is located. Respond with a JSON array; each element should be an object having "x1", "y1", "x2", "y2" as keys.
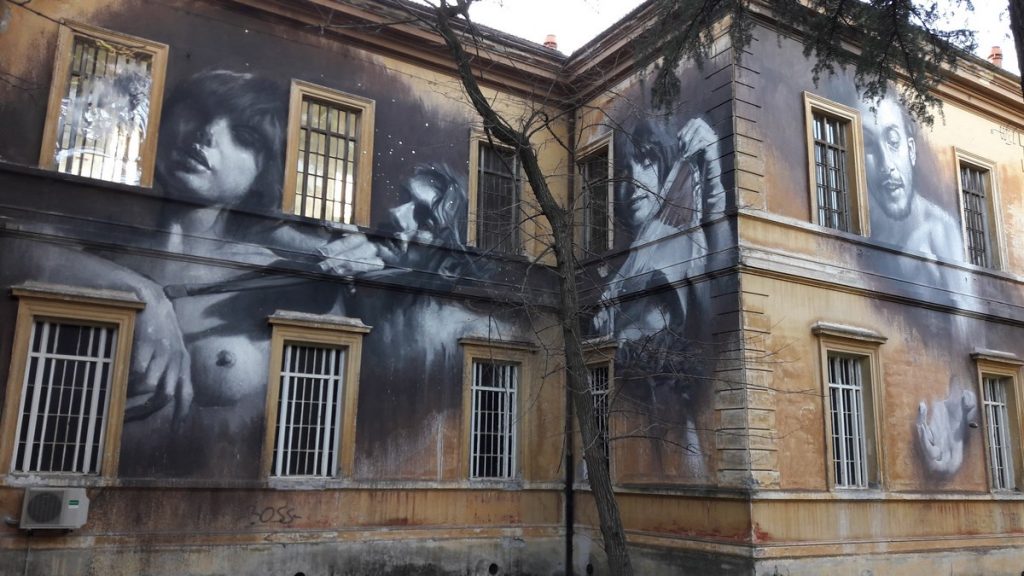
[
  {"x1": 588, "y1": 364, "x2": 611, "y2": 469},
  {"x1": 476, "y1": 143, "x2": 521, "y2": 254},
  {"x1": 271, "y1": 343, "x2": 345, "y2": 477},
  {"x1": 960, "y1": 164, "x2": 993, "y2": 267},
  {"x1": 579, "y1": 147, "x2": 611, "y2": 254},
  {"x1": 41, "y1": 24, "x2": 167, "y2": 187},
  {"x1": 470, "y1": 360, "x2": 518, "y2": 479},
  {"x1": 827, "y1": 353, "x2": 870, "y2": 488},
  {"x1": 812, "y1": 112, "x2": 852, "y2": 232},
  {"x1": 13, "y1": 320, "x2": 117, "y2": 474},
  {"x1": 982, "y1": 375, "x2": 1016, "y2": 490},
  {"x1": 291, "y1": 97, "x2": 362, "y2": 224}
]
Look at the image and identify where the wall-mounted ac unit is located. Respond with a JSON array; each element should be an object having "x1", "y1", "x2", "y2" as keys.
[{"x1": 19, "y1": 487, "x2": 89, "y2": 530}]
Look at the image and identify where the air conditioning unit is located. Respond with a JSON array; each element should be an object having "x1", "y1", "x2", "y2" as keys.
[{"x1": 19, "y1": 487, "x2": 89, "y2": 530}]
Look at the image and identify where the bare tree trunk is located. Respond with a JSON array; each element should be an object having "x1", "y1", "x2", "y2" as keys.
[
  {"x1": 424, "y1": 2, "x2": 634, "y2": 574},
  {"x1": 1008, "y1": 0, "x2": 1024, "y2": 98}
]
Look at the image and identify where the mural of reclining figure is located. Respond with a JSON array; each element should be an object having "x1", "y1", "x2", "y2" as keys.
[
  {"x1": 592, "y1": 116, "x2": 724, "y2": 478},
  {"x1": 916, "y1": 380, "x2": 979, "y2": 478},
  {"x1": 148, "y1": 71, "x2": 484, "y2": 415}
]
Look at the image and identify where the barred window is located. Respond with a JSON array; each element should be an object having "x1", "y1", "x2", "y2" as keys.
[
  {"x1": 40, "y1": 23, "x2": 167, "y2": 186},
  {"x1": 470, "y1": 360, "x2": 518, "y2": 479},
  {"x1": 579, "y1": 147, "x2": 611, "y2": 254},
  {"x1": 804, "y1": 94, "x2": 866, "y2": 235},
  {"x1": 812, "y1": 112, "x2": 851, "y2": 232},
  {"x1": 827, "y1": 353, "x2": 870, "y2": 488},
  {"x1": 293, "y1": 98, "x2": 359, "y2": 223},
  {"x1": 476, "y1": 143, "x2": 521, "y2": 254},
  {"x1": 284, "y1": 81, "x2": 375, "y2": 227},
  {"x1": 271, "y1": 343, "x2": 345, "y2": 477},
  {"x1": 982, "y1": 375, "x2": 1016, "y2": 491},
  {"x1": 960, "y1": 164, "x2": 993, "y2": 267},
  {"x1": 13, "y1": 321, "x2": 117, "y2": 474},
  {"x1": 588, "y1": 364, "x2": 611, "y2": 468}
]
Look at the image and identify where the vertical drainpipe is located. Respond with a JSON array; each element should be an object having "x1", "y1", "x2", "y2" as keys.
[{"x1": 565, "y1": 109, "x2": 577, "y2": 576}]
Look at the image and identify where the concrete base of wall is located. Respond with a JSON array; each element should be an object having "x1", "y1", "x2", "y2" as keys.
[
  {"x1": 753, "y1": 547, "x2": 1024, "y2": 576},
  {"x1": 0, "y1": 537, "x2": 563, "y2": 576},
  {"x1": 3, "y1": 538, "x2": 1021, "y2": 575}
]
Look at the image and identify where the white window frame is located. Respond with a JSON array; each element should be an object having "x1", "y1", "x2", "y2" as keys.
[
  {"x1": 469, "y1": 359, "x2": 518, "y2": 479},
  {"x1": 587, "y1": 362, "x2": 612, "y2": 470},
  {"x1": 460, "y1": 338, "x2": 535, "y2": 482},
  {"x1": 813, "y1": 323, "x2": 886, "y2": 490},
  {"x1": 262, "y1": 312, "x2": 370, "y2": 479},
  {"x1": 973, "y1": 352, "x2": 1023, "y2": 493},
  {"x1": 955, "y1": 149, "x2": 1005, "y2": 270},
  {"x1": 0, "y1": 284, "x2": 142, "y2": 479}
]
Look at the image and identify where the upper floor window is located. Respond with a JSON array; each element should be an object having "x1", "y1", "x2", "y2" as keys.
[
  {"x1": 39, "y1": 23, "x2": 168, "y2": 187},
  {"x1": 469, "y1": 138, "x2": 522, "y2": 255},
  {"x1": 578, "y1": 140, "x2": 612, "y2": 255},
  {"x1": 956, "y1": 151, "x2": 1004, "y2": 269},
  {"x1": 283, "y1": 81, "x2": 375, "y2": 227},
  {"x1": 1, "y1": 285, "x2": 142, "y2": 477},
  {"x1": 262, "y1": 313, "x2": 369, "y2": 479},
  {"x1": 803, "y1": 93, "x2": 868, "y2": 235}
]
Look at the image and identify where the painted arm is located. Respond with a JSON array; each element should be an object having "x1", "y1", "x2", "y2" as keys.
[{"x1": 1, "y1": 238, "x2": 192, "y2": 422}]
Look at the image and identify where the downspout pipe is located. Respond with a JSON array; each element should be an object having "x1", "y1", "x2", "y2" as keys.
[{"x1": 564, "y1": 108, "x2": 577, "y2": 576}]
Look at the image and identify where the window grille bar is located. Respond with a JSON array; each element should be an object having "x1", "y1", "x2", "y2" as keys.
[
  {"x1": 470, "y1": 360, "x2": 517, "y2": 479},
  {"x1": 588, "y1": 365, "x2": 611, "y2": 466},
  {"x1": 580, "y1": 150, "x2": 610, "y2": 253},
  {"x1": 829, "y1": 354, "x2": 867, "y2": 488},
  {"x1": 275, "y1": 345, "x2": 293, "y2": 477},
  {"x1": 273, "y1": 343, "x2": 344, "y2": 477},
  {"x1": 295, "y1": 97, "x2": 359, "y2": 224},
  {"x1": 813, "y1": 113, "x2": 850, "y2": 232},
  {"x1": 961, "y1": 165, "x2": 991, "y2": 267},
  {"x1": 15, "y1": 321, "x2": 115, "y2": 474},
  {"x1": 983, "y1": 377, "x2": 1015, "y2": 489},
  {"x1": 477, "y1": 144, "x2": 520, "y2": 254},
  {"x1": 88, "y1": 326, "x2": 112, "y2": 474}
]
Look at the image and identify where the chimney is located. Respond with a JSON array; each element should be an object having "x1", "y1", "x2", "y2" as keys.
[
  {"x1": 544, "y1": 34, "x2": 557, "y2": 50},
  {"x1": 989, "y1": 46, "x2": 1003, "y2": 68}
]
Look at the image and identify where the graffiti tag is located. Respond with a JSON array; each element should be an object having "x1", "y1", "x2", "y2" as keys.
[{"x1": 248, "y1": 505, "x2": 302, "y2": 525}]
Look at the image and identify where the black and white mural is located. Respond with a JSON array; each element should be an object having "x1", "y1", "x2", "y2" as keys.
[
  {"x1": 858, "y1": 97, "x2": 963, "y2": 261},
  {"x1": 578, "y1": 68, "x2": 731, "y2": 482},
  {"x1": 2, "y1": 60, "x2": 537, "y2": 479}
]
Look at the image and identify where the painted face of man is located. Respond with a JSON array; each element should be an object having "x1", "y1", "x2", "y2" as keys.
[
  {"x1": 863, "y1": 99, "x2": 917, "y2": 221},
  {"x1": 164, "y1": 112, "x2": 263, "y2": 205}
]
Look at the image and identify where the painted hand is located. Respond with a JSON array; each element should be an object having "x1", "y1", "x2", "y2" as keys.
[
  {"x1": 677, "y1": 118, "x2": 719, "y2": 165},
  {"x1": 317, "y1": 233, "x2": 386, "y2": 274},
  {"x1": 915, "y1": 388, "x2": 977, "y2": 478},
  {"x1": 126, "y1": 287, "x2": 193, "y2": 423}
]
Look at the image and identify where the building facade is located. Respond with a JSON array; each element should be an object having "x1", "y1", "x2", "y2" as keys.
[{"x1": 0, "y1": 0, "x2": 1022, "y2": 574}]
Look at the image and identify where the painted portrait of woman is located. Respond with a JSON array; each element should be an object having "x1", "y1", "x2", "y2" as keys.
[
  {"x1": 157, "y1": 70, "x2": 287, "y2": 214},
  {"x1": 593, "y1": 115, "x2": 724, "y2": 480}
]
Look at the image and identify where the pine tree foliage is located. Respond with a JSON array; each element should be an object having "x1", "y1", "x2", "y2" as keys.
[{"x1": 641, "y1": 0, "x2": 980, "y2": 125}]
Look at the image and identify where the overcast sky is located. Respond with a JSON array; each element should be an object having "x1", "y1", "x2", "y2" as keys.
[{"x1": 466, "y1": 0, "x2": 1019, "y2": 75}]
